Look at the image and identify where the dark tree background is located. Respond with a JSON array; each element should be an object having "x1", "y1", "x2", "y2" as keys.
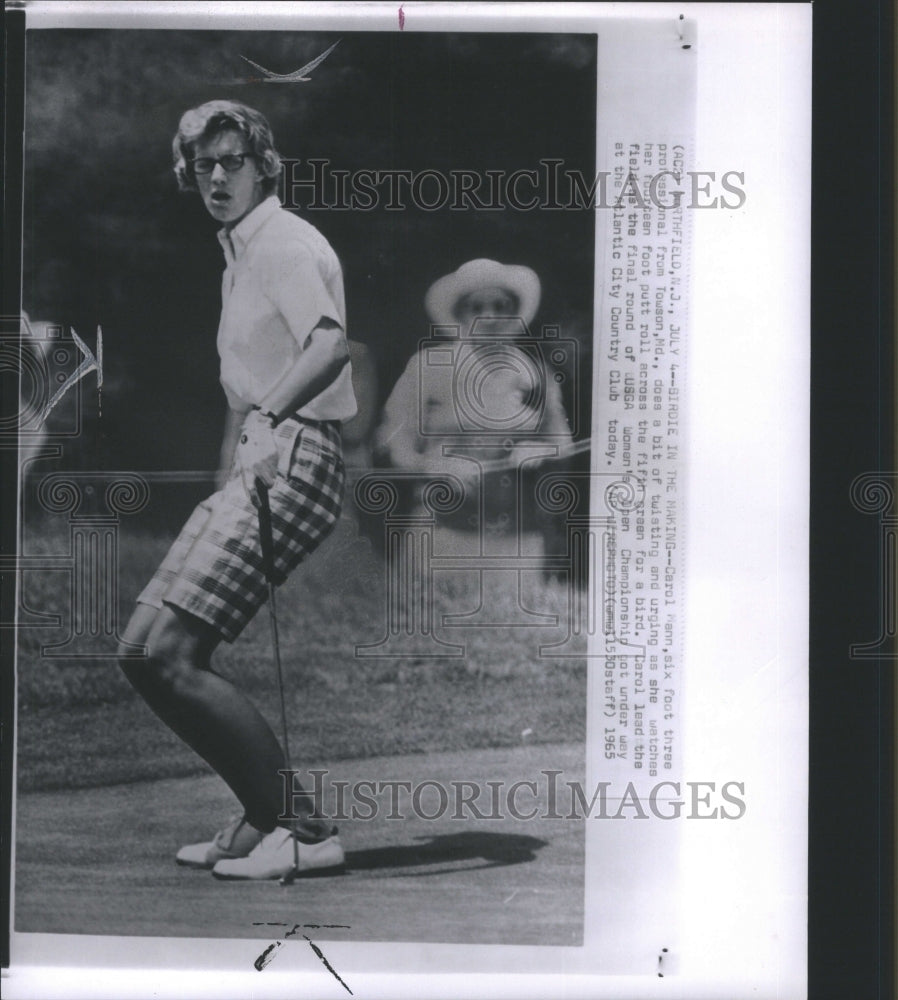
[{"x1": 23, "y1": 30, "x2": 596, "y2": 480}]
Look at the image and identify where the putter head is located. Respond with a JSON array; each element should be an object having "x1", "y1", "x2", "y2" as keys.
[{"x1": 279, "y1": 866, "x2": 299, "y2": 887}]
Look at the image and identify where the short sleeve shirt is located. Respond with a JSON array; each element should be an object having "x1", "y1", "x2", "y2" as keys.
[{"x1": 216, "y1": 196, "x2": 357, "y2": 422}]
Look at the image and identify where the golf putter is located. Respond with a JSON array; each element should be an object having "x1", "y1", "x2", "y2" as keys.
[{"x1": 255, "y1": 479, "x2": 301, "y2": 886}]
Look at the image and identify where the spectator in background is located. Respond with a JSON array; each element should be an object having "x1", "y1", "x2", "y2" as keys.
[{"x1": 373, "y1": 259, "x2": 574, "y2": 556}]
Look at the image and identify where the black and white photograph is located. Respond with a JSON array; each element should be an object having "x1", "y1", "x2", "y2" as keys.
[{"x1": 2, "y1": 3, "x2": 818, "y2": 997}]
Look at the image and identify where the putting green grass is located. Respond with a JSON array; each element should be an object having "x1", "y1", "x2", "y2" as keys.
[
  {"x1": 14, "y1": 508, "x2": 590, "y2": 951},
  {"x1": 15, "y1": 743, "x2": 586, "y2": 947}
]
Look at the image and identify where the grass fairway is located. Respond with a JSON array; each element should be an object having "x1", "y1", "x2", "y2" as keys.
[
  {"x1": 15, "y1": 505, "x2": 588, "y2": 946},
  {"x1": 17, "y1": 511, "x2": 587, "y2": 792}
]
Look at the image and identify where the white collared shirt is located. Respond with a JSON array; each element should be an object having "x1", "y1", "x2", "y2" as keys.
[{"x1": 216, "y1": 196, "x2": 357, "y2": 421}]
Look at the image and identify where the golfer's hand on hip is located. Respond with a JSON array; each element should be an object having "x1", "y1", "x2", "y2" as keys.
[{"x1": 236, "y1": 411, "x2": 279, "y2": 505}]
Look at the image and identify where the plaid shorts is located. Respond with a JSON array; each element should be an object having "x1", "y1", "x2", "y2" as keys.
[{"x1": 137, "y1": 417, "x2": 344, "y2": 643}]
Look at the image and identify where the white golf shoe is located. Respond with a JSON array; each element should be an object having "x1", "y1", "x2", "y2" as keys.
[
  {"x1": 176, "y1": 815, "x2": 267, "y2": 869},
  {"x1": 211, "y1": 826, "x2": 345, "y2": 880}
]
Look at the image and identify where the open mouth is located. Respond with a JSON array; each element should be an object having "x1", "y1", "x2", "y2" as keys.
[{"x1": 210, "y1": 191, "x2": 231, "y2": 204}]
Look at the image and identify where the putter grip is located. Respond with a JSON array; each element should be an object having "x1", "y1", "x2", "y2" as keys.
[{"x1": 255, "y1": 479, "x2": 276, "y2": 581}]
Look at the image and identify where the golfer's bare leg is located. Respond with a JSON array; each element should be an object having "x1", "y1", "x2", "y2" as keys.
[{"x1": 118, "y1": 603, "x2": 319, "y2": 835}]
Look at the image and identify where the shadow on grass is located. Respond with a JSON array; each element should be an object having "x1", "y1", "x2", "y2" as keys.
[{"x1": 345, "y1": 831, "x2": 548, "y2": 878}]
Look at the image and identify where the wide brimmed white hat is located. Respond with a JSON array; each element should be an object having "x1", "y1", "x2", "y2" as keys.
[{"x1": 424, "y1": 259, "x2": 541, "y2": 326}]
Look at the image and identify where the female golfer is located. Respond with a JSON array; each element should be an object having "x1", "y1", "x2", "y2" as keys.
[{"x1": 119, "y1": 100, "x2": 356, "y2": 880}]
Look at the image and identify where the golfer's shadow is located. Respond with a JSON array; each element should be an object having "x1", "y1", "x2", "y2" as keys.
[{"x1": 344, "y1": 831, "x2": 547, "y2": 878}]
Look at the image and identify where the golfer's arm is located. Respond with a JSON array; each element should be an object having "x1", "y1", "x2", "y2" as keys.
[{"x1": 259, "y1": 320, "x2": 349, "y2": 420}]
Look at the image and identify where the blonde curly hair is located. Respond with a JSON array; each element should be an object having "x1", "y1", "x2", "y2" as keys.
[{"x1": 172, "y1": 100, "x2": 281, "y2": 195}]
